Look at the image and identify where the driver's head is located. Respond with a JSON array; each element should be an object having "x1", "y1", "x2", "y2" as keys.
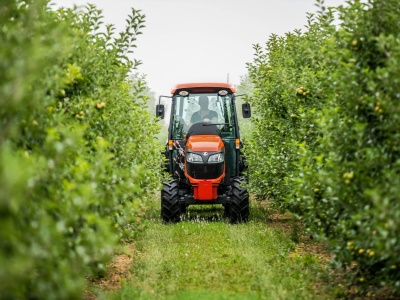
[{"x1": 198, "y1": 95, "x2": 209, "y2": 109}]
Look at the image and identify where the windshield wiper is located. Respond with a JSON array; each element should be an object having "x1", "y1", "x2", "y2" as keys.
[{"x1": 202, "y1": 123, "x2": 230, "y2": 126}]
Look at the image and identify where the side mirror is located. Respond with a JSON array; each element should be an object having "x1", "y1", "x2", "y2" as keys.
[
  {"x1": 156, "y1": 104, "x2": 165, "y2": 119},
  {"x1": 242, "y1": 103, "x2": 251, "y2": 118}
]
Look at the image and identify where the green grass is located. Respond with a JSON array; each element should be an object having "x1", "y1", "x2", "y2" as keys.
[{"x1": 98, "y1": 201, "x2": 328, "y2": 300}]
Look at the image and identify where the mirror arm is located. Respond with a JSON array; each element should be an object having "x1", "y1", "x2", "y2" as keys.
[{"x1": 158, "y1": 95, "x2": 172, "y2": 105}]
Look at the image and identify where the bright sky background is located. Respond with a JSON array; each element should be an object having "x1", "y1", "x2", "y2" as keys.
[{"x1": 54, "y1": 0, "x2": 346, "y2": 97}]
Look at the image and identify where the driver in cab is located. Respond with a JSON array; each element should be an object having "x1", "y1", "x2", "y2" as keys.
[{"x1": 190, "y1": 95, "x2": 218, "y2": 124}]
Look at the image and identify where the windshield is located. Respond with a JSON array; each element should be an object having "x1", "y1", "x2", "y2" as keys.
[{"x1": 171, "y1": 93, "x2": 236, "y2": 139}]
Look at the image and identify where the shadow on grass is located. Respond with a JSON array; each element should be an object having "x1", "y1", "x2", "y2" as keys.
[
  {"x1": 178, "y1": 200, "x2": 298, "y2": 227},
  {"x1": 146, "y1": 197, "x2": 298, "y2": 230}
]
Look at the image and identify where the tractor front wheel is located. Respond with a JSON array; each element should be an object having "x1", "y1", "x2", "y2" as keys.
[
  {"x1": 228, "y1": 177, "x2": 249, "y2": 223},
  {"x1": 161, "y1": 179, "x2": 181, "y2": 223}
]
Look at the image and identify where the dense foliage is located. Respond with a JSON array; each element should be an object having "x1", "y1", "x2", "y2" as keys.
[
  {"x1": 246, "y1": 0, "x2": 400, "y2": 295},
  {"x1": 0, "y1": 0, "x2": 161, "y2": 298}
]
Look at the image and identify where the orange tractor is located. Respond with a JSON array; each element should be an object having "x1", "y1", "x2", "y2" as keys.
[{"x1": 156, "y1": 83, "x2": 251, "y2": 223}]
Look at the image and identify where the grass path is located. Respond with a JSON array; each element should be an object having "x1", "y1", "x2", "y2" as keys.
[{"x1": 99, "y1": 202, "x2": 329, "y2": 300}]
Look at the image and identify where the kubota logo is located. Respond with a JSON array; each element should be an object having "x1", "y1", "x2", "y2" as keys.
[{"x1": 202, "y1": 152, "x2": 208, "y2": 156}]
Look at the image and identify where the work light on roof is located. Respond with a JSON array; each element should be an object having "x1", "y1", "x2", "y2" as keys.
[
  {"x1": 179, "y1": 91, "x2": 189, "y2": 96},
  {"x1": 218, "y1": 90, "x2": 228, "y2": 96}
]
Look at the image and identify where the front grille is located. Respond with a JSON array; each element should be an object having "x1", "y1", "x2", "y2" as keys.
[{"x1": 186, "y1": 162, "x2": 224, "y2": 179}]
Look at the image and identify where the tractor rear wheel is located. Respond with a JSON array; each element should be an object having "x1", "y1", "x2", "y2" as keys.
[
  {"x1": 161, "y1": 179, "x2": 181, "y2": 223},
  {"x1": 228, "y1": 177, "x2": 249, "y2": 223}
]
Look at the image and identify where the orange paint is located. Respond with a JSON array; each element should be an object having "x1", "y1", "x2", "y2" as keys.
[
  {"x1": 184, "y1": 134, "x2": 225, "y2": 200},
  {"x1": 186, "y1": 135, "x2": 224, "y2": 152}
]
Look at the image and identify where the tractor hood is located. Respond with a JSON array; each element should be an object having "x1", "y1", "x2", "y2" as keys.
[{"x1": 186, "y1": 135, "x2": 224, "y2": 152}]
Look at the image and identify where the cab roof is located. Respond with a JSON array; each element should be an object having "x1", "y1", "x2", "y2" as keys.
[{"x1": 171, "y1": 82, "x2": 236, "y2": 95}]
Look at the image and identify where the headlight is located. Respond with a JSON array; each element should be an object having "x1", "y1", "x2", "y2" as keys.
[
  {"x1": 208, "y1": 153, "x2": 224, "y2": 163},
  {"x1": 187, "y1": 152, "x2": 203, "y2": 163}
]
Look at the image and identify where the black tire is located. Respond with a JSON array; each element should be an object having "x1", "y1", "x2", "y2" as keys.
[
  {"x1": 223, "y1": 203, "x2": 230, "y2": 218},
  {"x1": 229, "y1": 177, "x2": 249, "y2": 223},
  {"x1": 161, "y1": 179, "x2": 181, "y2": 223}
]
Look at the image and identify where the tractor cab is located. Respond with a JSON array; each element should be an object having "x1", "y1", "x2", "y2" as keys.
[{"x1": 156, "y1": 82, "x2": 251, "y2": 223}]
